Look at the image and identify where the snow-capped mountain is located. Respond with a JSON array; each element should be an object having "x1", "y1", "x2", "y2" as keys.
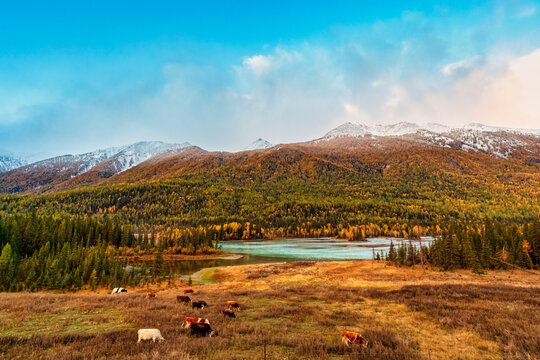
[
  {"x1": 320, "y1": 122, "x2": 539, "y2": 158},
  {"x1": 27, "y1": 146, "x2": 124, "y2": 176},
  {"x1": 0, "y1": 141, "x2": 192, "y2": 193},
  {"x1": 97, "y1": 141, "x2": 193, "y2": 174},
  {"x1": 1, "y1": 123, "x2": 539, "y2": 195},
  {"x1": 0, "y1": 152, "x2": 27, "y2": 173},
  {"x1": 323, "y1": 121, "x2": 540, "y2": 139},
  {"x1": 461, "y1": 123, "x2": 540, "y2": 136},
  {"x1": 26, "y1": 141, "x2": 191, "y2": 176},
  {"x1": 244, "y1": 138, "x2": 274, "y2": 150},
  {"x1": 323, "y1": 122, "x2": 449, "y2": 138}
]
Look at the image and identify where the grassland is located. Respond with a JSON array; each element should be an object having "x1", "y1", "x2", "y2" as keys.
[{"x1": 0, "y1": 261, "x2": 538, "y2": 359}]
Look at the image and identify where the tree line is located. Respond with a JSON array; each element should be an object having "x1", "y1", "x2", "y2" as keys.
[
  {"x1": 1, "y1": 213, "x2": 538, "y2": 292},
  {"x1": 0, "y1": 213, "x2": 218, "y2": 292},
  {"x1": 386, "y1": 219, "x2": 540, "y2": 271}
]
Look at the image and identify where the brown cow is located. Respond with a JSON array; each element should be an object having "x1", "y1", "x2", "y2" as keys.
[
  {"x1": 227, "y1": 301, "x2": 241, "y2": 311},
  {"x1": 342, "y1": 331, "x2": 368, "y2": 347},
  {"x1": 221, "y1": 309, "x2": 236, "y2": 319},
  {"x1": 183, "y1": 317, "x2": 210, "y2": 329},
  {"x1": 176, "y1": 295, "x2": 191, "y2": 304},
  {"x1": 146, "y1": 293, "x2": 156, "y2": 299},
  {"x1": 184, "y1": 288, "x2": 194, "y2": 294}
]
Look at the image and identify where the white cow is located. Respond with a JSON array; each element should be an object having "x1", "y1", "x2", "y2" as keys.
[
  {"x1": 137, "y1": 329, "x2": 165, "y2": 343},
  {"x1": 111, "y1": 288, "x2": 128, "y2": 295}
]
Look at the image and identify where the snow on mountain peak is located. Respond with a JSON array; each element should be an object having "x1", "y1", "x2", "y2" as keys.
[
  {"x1": 27, "y1": 141, "x2": 192, "y2": 177},
  {"x1": 461, "y1": 123, "x2": 540, "y2": 136},
  {"x1": 321, "y1": 121, "x2": 539, "y2": 159},
  {"x1": 109, "y1": 141, "x2": 192, "y2": 173},
  {"x1": 244, "y1": 138, "x2": 274, "y2": 150},
  {"x1": 0, "y1": 151, "x2": 27, "y2": 173},
  {"x1": 323, "y1": 122, "x2": 450, "y2": 139},
  {"x1": 323, "y1": 121, "x2": 539, "y2": 139}
]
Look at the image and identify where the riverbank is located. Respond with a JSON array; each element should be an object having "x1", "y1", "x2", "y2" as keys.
[
  {"x1": 216, "y1": 236, "x2": 431, "y2": 242},
  {"x1": 116, "y1": 253, "x2": 242, "y2": 261},
  {"x1": 1, "y1": 260, "x2": 538, "y2": 359}
]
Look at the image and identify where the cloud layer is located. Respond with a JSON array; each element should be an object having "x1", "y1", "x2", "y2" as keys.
[{"x1": 0, "y1": 2, "x2": 539, "y2": 158}]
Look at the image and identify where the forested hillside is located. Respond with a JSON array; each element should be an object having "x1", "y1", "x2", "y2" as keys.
[
  {"x1": 0, "y1": 213, "x2": 220, "y2": 292},
  {"x1": 0, "y1": 139, "x2": 539, "y2": 288},
  {"x1": 0, "y1": 214, "x2": 139, "y2": 291},
  {"x1": 1, "y1": 145, "x2": 538, "y2": 232}
]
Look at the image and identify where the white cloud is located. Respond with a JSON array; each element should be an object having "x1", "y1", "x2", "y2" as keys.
[
  {"x1": 242, "y1": 55, "x2": 273, "y2": 76},
  {"x1": 0, "y1": 89, "x2": 56, "y2": 125},
  {"x1": 342, "y1": 103, "x2": 371, "y2": 124},
  {"x1": 371, "y1": 79, "x2": 382, "y2": 88},
  {"x1": 408, "y1": 49, "x2": 540, "y2": 129},
  {"x1": 2, "y1": 6, "x2": 540, "y2": 156},
  {"x1": 385, "y1": 85, "x2": 404, "y2": 108},
  {"x1": 441, "y1": 56, "x2": 481, "y2": 76},
  {"x1": 474, "y1": 48, "x2": 540, "y2": 128}
]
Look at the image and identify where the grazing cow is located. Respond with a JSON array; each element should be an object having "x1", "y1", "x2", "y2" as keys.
[
  {"x1": 227, "y1": 301, "x2": 241, "y2": 311},
  {"x1": 192, "y1": 300, "x2": 207, "y2": 310},
  {"x1": 184, "y1": 288, "x2": 194, "y2": 294},
  {"x1": 137, "y1": 329, "x2": 165, "y2": 343},
  {"x1": 111, "y1": 288, "x2": 128, "y2": 295},
  {"x1": 183, "y1": 317, "x2": 210, "y2": 329},
  {"x1": 146, "y1": 293, "x2": 156, "y2": 299},
  {"x1": 221, "y1": 309, "x2": 236, "y2": 319},
  {"x1": 176, "y1": 295, "x2": 191, "y2": 304},
  {"x1": 189, "y1": 323, "x2": 217, "y2": 337},
  {"x1": 342, "y1": 331, "x2": 368, "y2": 348}
]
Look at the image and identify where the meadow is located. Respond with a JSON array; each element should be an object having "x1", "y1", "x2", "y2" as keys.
[{"x1": 0, "y1": 261, "x2": 538, "y2": 360}]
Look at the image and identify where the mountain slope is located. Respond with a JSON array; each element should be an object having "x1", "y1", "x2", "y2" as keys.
[
  {"x1": 0, "y1": 121, "x2": 538, "y2": 199},
  {"x1": 1, "y1": 143, "x2": 538, "y2": 229},
  {"x1": 0, "y1": 141, "x2": 191, "y2": 193},
  {"x1": 0, "y1": 153, "x2": 27, "y2": 173},
  {"x1": 318, "y1": 122, "x2": 540, "y2": 160}
]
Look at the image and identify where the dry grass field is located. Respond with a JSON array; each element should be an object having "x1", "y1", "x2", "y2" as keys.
[{"x1": 0, "y1": 261, "x2": 539, "y2": 360}]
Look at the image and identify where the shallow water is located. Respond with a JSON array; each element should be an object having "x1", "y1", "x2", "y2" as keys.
[
  {"x1": 137, "y1": 237, "x2": 433, "y2": 277},
  {"x1": 219, "y1": 237, "x2": 433, "y2": 260},
  {"x1": 151, "y1": 254, "x2": 288, "y2": 276}
]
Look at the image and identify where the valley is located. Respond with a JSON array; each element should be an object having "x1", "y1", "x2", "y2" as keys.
[
  {"x1": 0, "y1": 122, "x2": 539, "y2": 359},
  {"x1": 3, "y1": 3, "x2": 540, "y2": 359}
]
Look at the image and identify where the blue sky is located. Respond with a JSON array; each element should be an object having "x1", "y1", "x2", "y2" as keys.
[{"x1": 1, "y1": 1, "x2": 539, "y2": 158}]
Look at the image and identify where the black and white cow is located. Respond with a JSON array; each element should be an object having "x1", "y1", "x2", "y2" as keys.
[{"x1": 111, "y1": 287, "x2": 128, "y2": 294}]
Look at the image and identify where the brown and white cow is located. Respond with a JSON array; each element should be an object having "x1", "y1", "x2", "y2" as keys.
[
  {"x1": 227, "y1": 301, "x2": 241, "y2": 311},
  {"x1": 146, "y1": 293, "x2": 156, "y2": 299},
  {"x1": 183, "y1": 317, "x2": 210, "y2": 329},
  {"x1": 184, "y1": 288, "x2": 194, "y2": 294},
  {"x1": 342, "y1": 331, "x2": 368, "y2": 347}
]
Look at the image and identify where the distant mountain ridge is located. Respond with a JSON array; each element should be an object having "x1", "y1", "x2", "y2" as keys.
[
  {"x1": 322, "y1": 121, "x2": 540, "y2": 139},
  {"x1": 0, "y1": 141, "x2": 191, "y2": 193},
  {"x1": 318, "y1": 122, "x2": 540, "y2": 159},
  {"x1": 0, "y1": 122, "x2": 538, "y2": 194}
]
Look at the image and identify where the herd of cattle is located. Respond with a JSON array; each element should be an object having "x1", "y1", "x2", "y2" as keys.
[{"x1": 113, "y1": 287, "x2": 368, "y2": 348}]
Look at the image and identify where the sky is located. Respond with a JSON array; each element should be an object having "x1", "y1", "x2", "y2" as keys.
[{"x1": 1, "y1": 0, "x2": 540, "y2": 158}]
